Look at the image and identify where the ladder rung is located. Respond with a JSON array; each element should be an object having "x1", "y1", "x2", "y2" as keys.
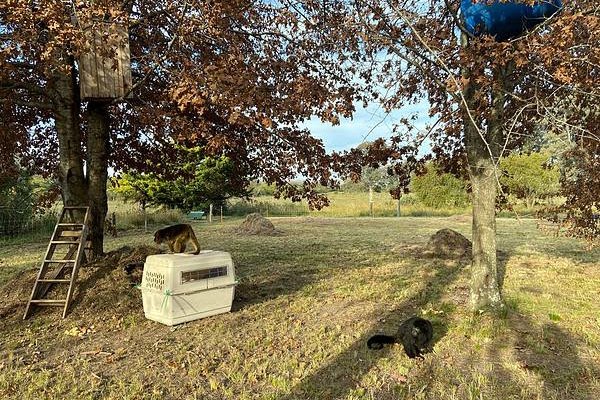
[
  {"x1": 58, "y1": 230, "x2": 82, "y2": 237},
  {"x1": 30, "y1": 299, "x2": 66, "y2": 305},
  {"x1": 23, "y1": 205, "x2": 89, "y2": 320}
]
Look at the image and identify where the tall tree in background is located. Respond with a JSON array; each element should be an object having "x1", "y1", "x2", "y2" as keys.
[
  {"x1": 114, "y1": 149, "x2": 249, "y2": 212},
  {"x1": 0, "y1": 1, "x2": 358, "y2": 257},
  {"x1": 1, "y1": 1, "x2": 598, "y2": 312},
  {"x1": 333, "y1": 0, "x2": 599, "y2": 310},
  {"x1": 499, "y1": 152, "x2": 560, "y2": 208}
]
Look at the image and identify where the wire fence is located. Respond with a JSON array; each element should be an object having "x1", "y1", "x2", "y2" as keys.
[{"x1": 0, "y1": 206, "x2": 60, "y2": 244}]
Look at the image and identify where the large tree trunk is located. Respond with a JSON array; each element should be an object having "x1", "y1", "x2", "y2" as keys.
[
  {"x1": 51, "y1": 59, "x2": 87, "y2": 207},
  {"x1": 86, "y1": 101, "x2": 111, "y2": 257},
  {"x1": 50, "y1": 54, "x2": 111, "y2": 259},
  {"x1": 461, "y1": 34, "x2": 507, "y2": 312},
  {"x1": 466, "y1": 129, "x2": 503, "y2": 311}
]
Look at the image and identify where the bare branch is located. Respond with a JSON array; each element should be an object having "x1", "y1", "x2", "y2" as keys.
[
  {"x1": 0, "y1": 98, "x2": 53, "y2": 110},
  {"x1": 443, "y1": 0, "x2": 476, "y2": 40},
  {"x1": 0, "y1": 80, "x2": 46, "y2": 96}
]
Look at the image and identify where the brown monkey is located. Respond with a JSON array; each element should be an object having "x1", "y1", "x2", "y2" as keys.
[{"x1": 153, "y1": 224, "x2": 201, "y2": 254}]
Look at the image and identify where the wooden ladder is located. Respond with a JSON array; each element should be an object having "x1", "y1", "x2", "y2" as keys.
[{"x1": 23, "y1": 206, "x2": 91, "y2": 319}]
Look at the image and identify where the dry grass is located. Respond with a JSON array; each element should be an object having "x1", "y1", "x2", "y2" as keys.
[
  {"x1": 0, "y1": 216, "x2": 599, "y2": 399},
  {"x1": 228, "y1": 193, "x2": 469, "y2": 218}
]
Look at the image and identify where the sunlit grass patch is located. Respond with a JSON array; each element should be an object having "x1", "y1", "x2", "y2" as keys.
[
  {"x1": 0, "y1": 217, "x2": 598, "y2": 399},
  {"x1": 228, "y1": 193, "x2": 470, "y2": 218}
]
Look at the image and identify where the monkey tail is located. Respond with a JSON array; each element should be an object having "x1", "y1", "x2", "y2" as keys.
[
  {"x1": 367, "y1": 335, "x2": 396, "y2": 350},
  {"x1": 188, "y1": 226, "x2": 201, "y2": 255}
]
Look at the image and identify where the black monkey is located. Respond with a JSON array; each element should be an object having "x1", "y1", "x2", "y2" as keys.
[{"x1": 367, "y1": 316, "x2": 433, "y2": 359}]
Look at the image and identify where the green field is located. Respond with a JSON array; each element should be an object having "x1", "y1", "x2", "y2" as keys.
[
  {"x1": 227, "y1": 192, "x2": 469, "y2": 218},
  {"x1": 1, "y1": 216, "x2": 599, "y2": 399}
]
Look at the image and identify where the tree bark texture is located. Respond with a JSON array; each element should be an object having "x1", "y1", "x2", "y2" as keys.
[
  {"x1": 51, "y1": 60, "x2": 87, "y2": 207},
  {"x1": 50, "y1": 56, "x2": 111, "y2": 259},
  {"x1": 461, "y1": 39, "x2": 509, "y2": 311},
  {"x1": 86, "y1": 101, "x2": 111, "y2": 258},
  {"x1": 466, "y1": 134, "x2": 503, "y2": 311}
]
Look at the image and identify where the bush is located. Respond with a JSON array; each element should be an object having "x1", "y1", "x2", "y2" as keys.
[
  {"x1": 499, "y1": 151, "x2": 559, "y2": 208},
  {"x1": 109, "y1": 206, "x2": 186, "y2": 230},
  {"x1": 250, "y1": 182, "x2": 277, "y2": 196},
  {"x1": 0, "y1": 172, "x2": 35, "y2": 237},
  {"x1": 227, "y1": 199, "x2": 308, "y2": 217},
  {"x1": 411, "y1": 164, "x2": 469, "y2": 208}
]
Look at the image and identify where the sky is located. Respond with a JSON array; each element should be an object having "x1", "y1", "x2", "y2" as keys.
[{"x1": 304, "y1": 99, "x2": 432, "y2": 153}]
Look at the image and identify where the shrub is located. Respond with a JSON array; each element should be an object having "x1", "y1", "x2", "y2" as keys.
[
  {"x1": 410, "y1": 164, "x2": 469, "y2": 208},
  {"x1": 227, "y1": 199, "x2": 308, "y2": 217},
  {"x1": 499, "y1": 151, "x2": 560, "y2": 208}
]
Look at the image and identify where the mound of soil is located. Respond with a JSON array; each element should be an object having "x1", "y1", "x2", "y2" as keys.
[
  {"x1": 425, "y1": 228, "x2": 472, "y2": 258},
  {"x1": 0, "y1": 245, "x2": 162, "y2": 323},
  {"x1": 88, "y1": 245, "x2": 161, "y2": 271},
  {"x1": 236, "y1": 213, "x2": 281, "y2": 235}
]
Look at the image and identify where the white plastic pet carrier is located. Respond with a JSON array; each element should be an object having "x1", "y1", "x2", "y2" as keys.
[{"x1": 140, "y1": 250, "x2": 236, "y2": 326}]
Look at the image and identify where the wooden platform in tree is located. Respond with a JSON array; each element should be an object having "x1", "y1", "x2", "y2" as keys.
[{"x1": 79, "y1": 21, "x2": 132, "y2": 100}]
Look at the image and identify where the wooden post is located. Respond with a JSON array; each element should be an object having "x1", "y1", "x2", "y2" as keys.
[
  {"x1": 396, "y1": 198, "x2": 401, "y2": 218},
  {"x1": 369, "y1": 186, "x2": 374, "y2": 218},
  {"x1": 220, "y1": 206, "x2": 223, "y2": 223},
  {"x1": 140, "y1": 201, "x2": 148, "y2": 233},
  {"x1": 209, "y1": 204, "x2": 213, "y2": 223}
]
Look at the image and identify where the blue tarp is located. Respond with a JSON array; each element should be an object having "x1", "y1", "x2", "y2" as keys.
[{"x1": 461, "y1": 0, "x2": 562, "y2": 41}]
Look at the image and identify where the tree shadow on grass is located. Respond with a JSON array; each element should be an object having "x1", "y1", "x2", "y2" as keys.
[
  {"x1": 487, "y1": 310, "x2": 598, "y2": 400},
  {"x1": 497, "y1": 220, "x2": 600, "y2": 266},
  {"x1": 490, "y1": 245, "x2": 597, "y2": 398},
  {"x1": 232, "y1": 267, "x2": 322, "y2": 311},
  {"x1": 271, "y1": 245, "x2": 513, "y2": 400},
  {"x1": 456, "y1": 246, "x2": 597, "y2": 399},
  {"x1": 275, "y1": 257, "x2": 468, "y2": 400},
  {"x1": 230, "y1": 236, "x2": 395, "y2": 311}
]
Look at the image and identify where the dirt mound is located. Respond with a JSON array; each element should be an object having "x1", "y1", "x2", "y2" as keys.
[
  {"x1": 0, "y1": 245, "x2": 162, "y2": 323},
  {"x1": 425, "y1": 228, "x2": 472, "y2": 258},
  {"x1": 236, "y1": 213, "x2": 281, "y2": 235},
  {"x1": 88, "y1": 245, "x2": 161, "y2": 270}
]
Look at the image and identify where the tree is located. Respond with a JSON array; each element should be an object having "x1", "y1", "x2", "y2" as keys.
[
  {"x1": 115, "y1": 150, "x2": 249, "y2": 212},
  {"x1": 0, "y1": 169, "x2": 35, "y2": 236},
  {"x1": 532, "y1": 97, "x2": 600, "y2": 246},
  {"x1": 0, "y1": 167, "x2": 57, "y2": 237},
  {"x1": 1, "y1": 1, "x2": 357, "y2": 257},
  {"x1": 358, "y1": 166, "x2": 389, "y2": 217},
  {"x1": 549, "y1": 143, "x2": 600, "y2": 245},
  {"x1": 329, "y1": 1, "x2": 599, "y2": 311},
  {"x1": 499, "y1": 152, "x2": 560, "y2": 208},
  {"x1": 411, "y1": 163, "x2": 469, "y2": 209}
]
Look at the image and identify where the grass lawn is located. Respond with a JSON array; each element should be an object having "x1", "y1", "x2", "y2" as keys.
[{"x1": 0, "y1": 216, "x2": 599, "y2": 399}]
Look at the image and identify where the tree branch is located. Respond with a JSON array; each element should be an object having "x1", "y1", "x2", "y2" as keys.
[
  {"x1": 0, "y1": 80, "x2": 46, "y2": 96},
  {"x1": 444, "y1": 0, "x2": 476, "y2": 40},
  {"x1": 0, "y1": 98, "x2": 53, "y2": 110}
]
